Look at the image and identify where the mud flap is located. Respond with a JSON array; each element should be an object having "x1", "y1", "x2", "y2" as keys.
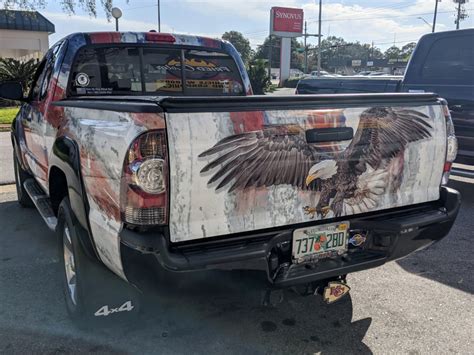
[
  {"x1": 58, "y1": 197, "x2": 141, "y2": 325},
  {"x1": 80, "y1": 257, "x2": 142, "y2": 321}
]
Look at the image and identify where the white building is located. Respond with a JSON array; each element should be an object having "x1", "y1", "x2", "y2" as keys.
[{"x1": 0, "y1": 10, "x2": 55, "y2": 61}]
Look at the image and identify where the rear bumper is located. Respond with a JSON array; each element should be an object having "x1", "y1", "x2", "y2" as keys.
[{"x1": 120, "y1": 187, "x2": 460, "y2": 287}]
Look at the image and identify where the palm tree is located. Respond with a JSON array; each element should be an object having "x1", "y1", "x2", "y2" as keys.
[{"x1": 0, "y1": 58, "x2": 39, "y2": 95}]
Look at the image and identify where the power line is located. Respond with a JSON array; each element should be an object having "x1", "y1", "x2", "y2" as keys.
[
  {"x1": 243, "y1": 8, "x2": 472, "y2": 38},
  {"x1": 306, "y1": 9, "x2": 472, "y2": 24},
  {"x1": 373, "y1": 39, "x2": 419, "y2": 46},
  {"x1": 305, "y1": 1, "x2": 416, "y2": 23}
]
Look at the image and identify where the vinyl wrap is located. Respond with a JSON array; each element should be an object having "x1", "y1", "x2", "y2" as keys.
[{"x1": 167, "y1": 105, "x2": 446, "y2": 242}]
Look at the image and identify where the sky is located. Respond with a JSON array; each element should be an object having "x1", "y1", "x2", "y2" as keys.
[{"x1": 6, "y1": 0, "x2": 474, "y2": 50}]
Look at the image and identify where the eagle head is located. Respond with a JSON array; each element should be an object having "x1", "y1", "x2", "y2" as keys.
[{"x1": 305, "y1": 160, "x2": 338, "y2": 186}]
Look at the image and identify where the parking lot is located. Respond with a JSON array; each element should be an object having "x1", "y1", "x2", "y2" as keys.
[{"x1": 0, "y1": 177, "x2": 472, "y2": 354}]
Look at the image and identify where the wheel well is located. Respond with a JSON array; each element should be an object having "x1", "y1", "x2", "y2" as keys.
[{"x1": 49, "y1": 166, "x2": 68, "y2": 216}]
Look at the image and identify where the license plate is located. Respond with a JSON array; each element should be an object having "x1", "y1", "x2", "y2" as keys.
[{"x1": 292, "y1": 222, "x2": 349, "y2": 263}]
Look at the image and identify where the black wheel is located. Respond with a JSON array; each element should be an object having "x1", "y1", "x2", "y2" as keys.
[
  {"x1": 57, "y1": 197, "x2": 141, "y2": 324},
  {"x1": 13, "y1": 151, "x2": 33, "y2": 207}
]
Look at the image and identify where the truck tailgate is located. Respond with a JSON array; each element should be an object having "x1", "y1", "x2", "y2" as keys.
[{"x1": 162, "y1": 94, "x2": 447, "y2": 243}]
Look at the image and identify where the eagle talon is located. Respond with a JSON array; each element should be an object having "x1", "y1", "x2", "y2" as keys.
[
  {"x1": 320, "y1": 206, "x2": 331, "y2": 218},
  {"x1": 303, "y1": 206, "x2": 317, "y2": 219},
  {"x1": 303, "y1": 205, "x2": 331, "y2": 219}
]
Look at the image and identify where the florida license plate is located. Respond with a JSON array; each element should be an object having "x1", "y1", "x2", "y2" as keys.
[{"x1": 292, "y1": 222, "x2": 349, "y2": 263}]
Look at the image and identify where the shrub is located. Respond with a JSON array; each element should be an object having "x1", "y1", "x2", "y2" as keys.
[
  {"x1": 0, "y1": 107, "x2": 20, "y2": 125},
  {"x1": 0, "y1": 58, "x2": 39, "y2": 106},
  {"x1": 247, "y1": 59, "x2": 272, "y2": 95}
]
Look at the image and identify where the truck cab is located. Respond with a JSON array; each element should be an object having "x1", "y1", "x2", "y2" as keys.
[{"x1": 402, "y1": 29, "x2": 474, "y2": 165}]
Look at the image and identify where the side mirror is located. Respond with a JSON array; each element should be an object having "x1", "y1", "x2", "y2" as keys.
[{"x1": 0, "y1": 81, "x2": 25, "y2": 101}]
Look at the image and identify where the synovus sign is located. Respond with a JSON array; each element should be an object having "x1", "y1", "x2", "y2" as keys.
[{"x1": 271, "y1": 7, "x2": 304, "y2": 35}]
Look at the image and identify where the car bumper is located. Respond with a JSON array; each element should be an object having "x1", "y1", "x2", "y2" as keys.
[{"x1": 120, "y1": 187, "x2": 460, "y2": 287}]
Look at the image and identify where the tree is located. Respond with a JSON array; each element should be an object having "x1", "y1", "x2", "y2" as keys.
[
  {"x1": 384, "y1": 46, "x2": 402, "y2": 60},
  {"x1": 400, "y1": 42, "x2": 417, "y2": 60},
  {"x1": 0, "y1": 58, "x2": 39, "y2": 95},
  {"x1": 222, "y1": 31, "x2": 253, "y2": 65},
  {"x1": 2, "y1": 0, "x2": 114, "y2": 18},
  {"x1": 254, "y1": 36, "x2": 280, "y2": 67},
  {"x1": 254, "y1": 36, "x2": 304, "y2": 70},
  {"x1": 307, "y1": 36, "x2": 383, "y2": 72}
]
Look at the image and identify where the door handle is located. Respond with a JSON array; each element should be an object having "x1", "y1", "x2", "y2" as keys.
[{"x1": 305, "y1": 127, "x2": 354, "y2": 143}]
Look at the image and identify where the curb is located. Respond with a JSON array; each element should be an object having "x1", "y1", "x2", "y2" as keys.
[
  {"x1": 0, "y1": 184, "x2": 16, "y2": 193},
  {"x1": 0, "y1": 124, "x2": 10, "y2": 132}
]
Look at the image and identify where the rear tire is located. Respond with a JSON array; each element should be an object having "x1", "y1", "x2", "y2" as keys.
[
  {"x1": 13, "y1": 152, "x2": 33, "y2": 208},
  {"x1": 57, "y1": 197, "x2": 141, "y2": 325}
]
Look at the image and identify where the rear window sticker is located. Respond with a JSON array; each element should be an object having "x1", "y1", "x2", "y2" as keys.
[{"x1": 75, "y1": 73, "x2": 90, "y2": 87}]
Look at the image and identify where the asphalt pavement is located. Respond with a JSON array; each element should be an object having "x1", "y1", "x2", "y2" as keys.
[
  {"x1": 268, "y1": 87, "x2": 296, "y2": 96},
  {"x1": 0, "y1": 179, "x2": 473, "y2": 354}
]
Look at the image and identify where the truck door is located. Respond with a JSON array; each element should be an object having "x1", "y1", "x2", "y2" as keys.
[{"x1": 22, "y1": 41, "x2": 66, "y2": 190}]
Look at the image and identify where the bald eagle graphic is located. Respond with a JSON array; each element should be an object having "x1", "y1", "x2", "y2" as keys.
[{"x1": 199, "y1": 107, "x2": 432, "y2": 219}]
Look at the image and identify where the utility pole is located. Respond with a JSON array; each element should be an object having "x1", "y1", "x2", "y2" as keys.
[
  {"x1": 304, "y1": 21, "x2": 307, "y2": 74},
  {"x1": 303, "y1": 21, "x2": 321, "y2": 74},
  {"x1": 432, "y1": 0, "x2": 439, "y2": 33},
  {"x1": 268, "y1": 35, "x2": 273, "y2": 78},
  {"x1": 317, "y1": 0, "x2": 322, "y2": 76},
  {"x1": 157, "y1": 0, "x2": 161, "y2": 32},
  {"x1": 456, "y1": 0, "x2": 461, "y2": 29},
  {"x1": 455, "y1": 0, "x2": 465, "y2": 30}
]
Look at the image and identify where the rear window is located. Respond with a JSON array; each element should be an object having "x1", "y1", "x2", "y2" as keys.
[
  {"x1": 183, "y1": 50, "x2": 244, "y2": 95},
  {"x1": 69, "y1": 46, "x2": 244, "y2": 96},
  {"x1": 421, "y1": 35, "x2": 474, "y2": 85}
]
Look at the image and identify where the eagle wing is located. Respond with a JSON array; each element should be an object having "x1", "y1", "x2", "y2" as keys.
[
  {"x1": 344, "y1": 107, "x2": 433, "y2": 173},
  {"x1": 199, "y1": 125, "x2": 320, "y2": 191}
]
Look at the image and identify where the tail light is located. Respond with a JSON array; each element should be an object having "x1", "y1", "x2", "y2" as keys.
[
  {"x1": 121, "y1": 130, "x2": 168, "y2": 226},
  {"x1": 145, "y1": 32, "x2": 176, "y2": 43},
  {"x1": 441, "y1": 101, "x2": 458, "y2": 185}
]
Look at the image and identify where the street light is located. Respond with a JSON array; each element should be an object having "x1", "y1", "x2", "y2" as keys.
[
  {"x1": 417, "y1": 17, "x2": 432, "y2": 29},
  {"x1": 111, "y1": 7, "x2": 122, "y2": 31}
]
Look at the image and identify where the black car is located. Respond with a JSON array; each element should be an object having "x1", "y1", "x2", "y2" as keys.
[{"x1": 297, "y1": 29, "x2": 474, "y2": 166}]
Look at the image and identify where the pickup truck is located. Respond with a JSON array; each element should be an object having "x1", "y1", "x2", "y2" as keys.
[
  {"x1": 297, "y1": 29, "x2": 474, "y2": 167},
  {"x1": 1, "y1": 31, "x2": 461, "y2": 322}
]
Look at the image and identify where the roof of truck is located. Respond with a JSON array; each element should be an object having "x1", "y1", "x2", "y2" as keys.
[{"x1": 64, "y1": 31, "x2": 226, "y2": 49}]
